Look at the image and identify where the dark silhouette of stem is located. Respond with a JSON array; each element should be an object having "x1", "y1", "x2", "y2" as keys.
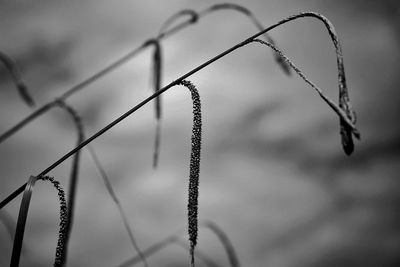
[
  {"x1": 199, "y1": 3, "x2": 291, "y2": 75},
  {"x1": 144, "y1": 39, "x2": 163, "y2": 168},
  {"x1": 56, "y1": 101, "x2": 148, "y2": 267},
  {"x1": 0, "y1": 3, "x2": 288, "y2": 145},
  {"x1": 201, "y1": 221, "x2": 240, "y2": 267},
  {"x1": 158, "y1": 9, "x2": 199, "y2": 37},
  {"x1": 0, "y1": 51, "x2": 34, "y2": 107},
  {"x1": 0, "y1": 11, "x2": 359, "y2": 211},
  {"x1": 251, "y1": 39, "x2": 360, "y2": 143},
  {"x1": 118, "y1": 221, "x2": 237, "y2": 267},
  {"x1": 53, "y1": 100, "x2": 84, "y2": 266},
  {"x1": 10, "y1": 175, "x2": 68, "y2": 267},
  {"x1": 10, "y1": 176, "x2": 37, "y2": 267},
  {"x1": 87, "y1": 145, "x2": 148, "y2": 267}
]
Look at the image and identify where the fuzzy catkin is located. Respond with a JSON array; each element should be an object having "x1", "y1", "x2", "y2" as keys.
[
  {"x1": 37, "y1": 176, "x2": 68, "y2": 267},
  {"x1": 178, "y1": 80, "x2": 202, "y2": 267}
]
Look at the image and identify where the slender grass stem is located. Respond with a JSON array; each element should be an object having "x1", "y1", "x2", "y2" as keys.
[
  {"x1": 145, "y1": 39, "x2": 163, "y2": 168},
  {"x1": 0, "y1": 51, "x2": 34, "y2": 107},
  {"x1": 55, "y1": 101, "x2": 148, "y2": 267},
  {"x1": 251, "y1": 39, "x2": 359, "y2": 139},
  {"x1": 53, "y1": 100, "x2": 84, "y2": 265},
  {"x1": 199, "y1": 3, "x2": 291, "y2": 75},
  {"x1": 117, "y1": 220, "x2": 237, "y2": 267},
  {"x1": 87, "y1": 145, "x2": 148, "y2": 267},
  {"x1": 10, "y1": 176, "x2": 67, "y2": 267},
  {"x1": 0, "y1": 11, "x2": 359, "y2": 211},
  {"x1": 0, "y1": 3, "x2": 287, "y2": 145}
]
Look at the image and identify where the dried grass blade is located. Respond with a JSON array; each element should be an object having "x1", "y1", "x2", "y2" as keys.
[
  {"x1": 147, "y1": 39, "x2": 163, "y2": 168},
  {"x1": 172, "y1": 238, "x2": 220, "y2": 267},
  {"x1": 158, "y1": 9, "x2": 199, "y2": 38},
  {"x1": 251, "y1": 39, "x2": 360, "y2": 153},
  {"x1": 266, "y1": 12, "x2": 359, "y2": 154},
  {"x1": 178, "y1": 80, "x2": 202, "y2": 267},
  {"x1": 0, "y1": 51, "x2": 34, "y2": 107},
  {"x1": 87, "y1": 145, "x2": 148, "y2": 267},
  {"x1": 117, "y1": 234, "x2": 220, "y2": 267},
  {"x1": 201, "y1": 221, "x2": 240, "y2": 267},
  {"x1": 201, "y1": 3, "x2": 291, "y2": 75},
  {"x1": 10, "y1": 176, "x2": 37, "y2": 267}
]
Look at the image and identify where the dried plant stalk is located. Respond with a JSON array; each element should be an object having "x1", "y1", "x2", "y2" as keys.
[
  {"x1": 200, "y1": 3, "x2": 291, "y2": 75},
  {"x1": 117, "y1": 235, "x2": 219, "y2": 267},
  {"x1": 54, "y1": 100, "x2": 84, "y2": 264},
  {"x1": 0, "y1": 51, "x2": 34, "y2": 107},
  {"x1": 251, "y1": 38, "x2": 359, "y2": 153},
  {"x1": 56, "y1": 100, "x2": 148, "y2": 267},
  {"x1": 118, "y1": 220, "x2": 239, "y2": 267},
  {"x1": 1, "y1": 11, "x2": 361, "y2": 211},
  {"x1": 158, "y1": 9, "x2": 199, "y2": 37},
  {"x1": 10, "y1": 176, "x2": 67, "y2": 267},
  {"x1": 201, "y1": 221, "x2": 240, "y2": 267},
  {"x1": 259, "y1": 12, "x2": 359, "y2": 154},
  {"x1": 87, "y1": 145, "x2": 148, "y2": 267},
  {"x1": 178, "y1": 80, "x2": 202, "y2": 267},
  {"x1": 145, "y1": 39, "x2": 163, "y2": 168}
]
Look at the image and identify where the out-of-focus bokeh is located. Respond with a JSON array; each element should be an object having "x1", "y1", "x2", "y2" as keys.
[{"x1": 0, "y1": 0, "x2": 399, "y2": 266}]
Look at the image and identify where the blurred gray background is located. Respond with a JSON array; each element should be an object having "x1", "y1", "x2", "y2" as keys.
[{"x1": 0, "y1": 0, "x2": 399, "y2": 266}]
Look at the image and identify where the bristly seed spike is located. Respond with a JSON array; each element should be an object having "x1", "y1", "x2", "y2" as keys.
[{"x1": 177, "y1": 80, "x2": 202, "y2": 267}]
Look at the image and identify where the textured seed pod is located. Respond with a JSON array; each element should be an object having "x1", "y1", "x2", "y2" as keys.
[
  {"x1": 38, "y1": 176, "x2": 68, "y2": 267},
  {"x1": 178, "y1": 80, "x2": 202, "y2": 267}
]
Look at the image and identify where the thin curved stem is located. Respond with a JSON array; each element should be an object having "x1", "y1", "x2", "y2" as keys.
[
  {"x1": 251, "y1": 39, "x2": 359, "y2": 138},
  {"x1": 0, "y1": 11, "x2": 359, "y2": 210},
  {"x1": 55, "y1": 101, "x2": 148, "y2": 267},
  {"x1": 10, "y1": 175, "x2": 68, "y2": 267},
  {"x1": 0, "y1": 51, "x2": 34, "y2": 107},
  {"x1": 53, "y1": 100, "x2": 84, "y2": 265},
  {"x1": 0, "y1": 3, "x2": 288, "y2": 145},
  {"x1": 86, "y1": 145, "x2": 148, "y2": 267},
  {"x1": 117, "y1": 220, "x2": 237, "y2": 267},
  {"x1": 158, "y1": 9, "x2": 199, "y2": 38},
  {"x1": 201, "y1": 221, "x2": 240, "y2": 267},
  {"x1": 199, "y1": 3, "x2": 291, "y2": 75},
  {"x1": 145, "y1": 39, "x2": 163, "y2": 168}
]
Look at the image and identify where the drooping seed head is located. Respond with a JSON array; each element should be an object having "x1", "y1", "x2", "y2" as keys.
[{"x1": 178, "y1": 79, "x2": 202, "y2": 267}]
